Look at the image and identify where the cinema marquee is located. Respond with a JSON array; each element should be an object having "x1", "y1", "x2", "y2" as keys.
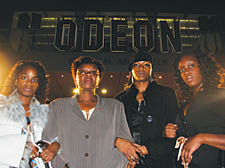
[
  {"x1": 12, "y1": 11, "x2": 225, "y2": 55},
  {"x1": 9, "y1": 11, "x2": 225, "y2": 72},
  {"x1": 54, "y1": 17, "x2": 182, "y2": 53}
]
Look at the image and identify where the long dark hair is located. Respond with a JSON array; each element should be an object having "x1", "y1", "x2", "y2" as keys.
[
  {"x1": 1, "y1": 60, "x2": 50, "y2": 104},
  {"x1": 173, "y1": 50, "x2": 222, "y2": 104}
]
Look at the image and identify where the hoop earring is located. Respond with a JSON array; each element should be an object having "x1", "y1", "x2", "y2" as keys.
[
  {"x1": 149, "y1": 77, "x2": 153, "y2": 82},
  {"x1": 13, "y1": 83, "x2": 17, "y2": 90},
  {"x1": 13, "y1": 85, "x2": 16, "y2": 90},
  {"x1": 133, "y1": 76, "x2": 135, "y2": 83}
]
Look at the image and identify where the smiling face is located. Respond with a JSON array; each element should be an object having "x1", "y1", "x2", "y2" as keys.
[
  {"x1": 178, "y1": 55, "x2": 203, "y2": 90},
  {"x1": 16, "y1": 65, "x2": 39, "y2": 100},
  {"x1": 131, "y1": 61, "x2": 152, "y2": 82},
  {"x1": 75, "y1": 64, "x2": 101, "y2": 92}
]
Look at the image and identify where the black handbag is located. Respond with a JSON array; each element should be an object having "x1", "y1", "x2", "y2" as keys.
[{"x1": 29, "y1": 140, "x2": 52, "y2": 168}]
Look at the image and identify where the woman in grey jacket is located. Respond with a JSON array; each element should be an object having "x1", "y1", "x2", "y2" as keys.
[{"x1": 42, "y1": 56, "x2": 140, "y2": 168}]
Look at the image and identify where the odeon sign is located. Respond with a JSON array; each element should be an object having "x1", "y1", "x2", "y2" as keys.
[{"x1": 54, "y1": 19, "x2": 182, "y2": 53}]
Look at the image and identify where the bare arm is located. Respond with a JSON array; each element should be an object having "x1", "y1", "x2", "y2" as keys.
[
  {"x1": 181, "y1": 133, "x2": 225, "y2": 165},
  {"x1": 198, "y1": 133, "x2": 225, "y2": 150}
]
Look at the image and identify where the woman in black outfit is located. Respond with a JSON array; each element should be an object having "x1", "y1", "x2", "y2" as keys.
[
  {"x1": 116, "y1": 52, "x2": 179, "y2": 168},
  {"x1": 164, "y1": 50, "x2": 225, "y2": 168}
]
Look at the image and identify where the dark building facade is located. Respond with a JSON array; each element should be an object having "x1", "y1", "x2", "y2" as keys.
[{"x1": 1, "y1": 10, "x2": 225, "y2": 99}]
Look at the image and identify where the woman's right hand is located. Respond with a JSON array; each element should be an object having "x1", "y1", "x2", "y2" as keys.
[
  {"x1": 126, "y1": 160, "x2": 137, "y2": 168},
  {"x1": 115, "y1": 138, "x2": 141, "y2": 162},
  {"x1": 163, "y1": 123, "x2": 178, "y2": 138},
  {"x1": 40, "y1": 141, "x2": 60, "y2": 163}
]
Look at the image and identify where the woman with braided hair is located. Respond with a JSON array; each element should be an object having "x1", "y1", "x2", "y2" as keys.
[{"x1": 0, "y1": 60, "x2": 59, "y2": 168}]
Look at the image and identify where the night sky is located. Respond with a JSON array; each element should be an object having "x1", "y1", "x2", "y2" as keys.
[
  {"x1": 1, "y1": 0, "x2": 224, "y2": 28},
  {"x1": 1, "y1": 0, "x2": 224, "y2": 13}
]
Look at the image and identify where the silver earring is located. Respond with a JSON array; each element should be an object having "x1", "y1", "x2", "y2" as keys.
[{"x1": 131, "y1": 76, "x2": 134, "y2": 83}]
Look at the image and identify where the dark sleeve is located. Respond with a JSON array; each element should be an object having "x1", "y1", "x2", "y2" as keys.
[
  {"x1": 115, "y1": 92, "x2": 122, "y2": 101},
  {"x1": 166, "y1": 89, "x2": 179, "y2": 123},
  {"x1": 175, "y1": 110, "x2": 186, "y2": 137},
  {"x1": 144, "y1": 89, "x2": 179, "y2": 158}
]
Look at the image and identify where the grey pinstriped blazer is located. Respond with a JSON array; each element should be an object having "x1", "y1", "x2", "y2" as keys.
[{"x1": 43, "y1": 95, "x2": 132, "y2": 168}]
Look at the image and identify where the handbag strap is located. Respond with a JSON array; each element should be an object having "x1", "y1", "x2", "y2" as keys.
[{"x1": 218, "y1": 150, "x2": 225, "y2": 168}]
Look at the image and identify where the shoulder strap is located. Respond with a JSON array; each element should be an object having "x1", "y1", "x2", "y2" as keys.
[{"x1": 218, "y1": 150, "x2": 225, "y2": 168}]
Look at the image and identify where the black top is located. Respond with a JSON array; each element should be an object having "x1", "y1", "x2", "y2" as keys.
[
  {"x1": 116, "y1": 81, "x2": 179, "y2": 168},
  {"x1": 176, "y1": 88, "x2": 225, "y2": 168}
]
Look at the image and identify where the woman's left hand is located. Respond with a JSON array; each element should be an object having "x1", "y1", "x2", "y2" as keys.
[
  {"x1": 181, "y1": 134, "x2": 203, "y2": 165},
  {"x1": 132, "y1": 143, "x2": 148, "y2": 155}
]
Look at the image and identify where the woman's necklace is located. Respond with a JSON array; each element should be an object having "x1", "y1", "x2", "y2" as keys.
[
  {"x1": 136, "y1": 92, "x2": 144, "y2": 103},
  {"x1": 22, "y1": 103, "x2": 31, "y2": 124}
]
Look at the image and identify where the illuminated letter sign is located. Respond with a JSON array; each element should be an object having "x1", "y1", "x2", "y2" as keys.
[
  {"x1": 133, "y1": 20, "x2": 154, "y2": 52},
  {"x1": 82, "y1": 20, "x2": 104, "y2": 52},
  {"x1": 111, "y1": 20, "x2": 128, "y2": 52},
  {"x1": 54, "y1": 19, "x2": 76, "y2": 51},
  {"x1": 53, "y1": 16, "x2": 182, "y2": 53},
  {"x1": 159, "y1": 21, "x2": 182, "y2": 53}
]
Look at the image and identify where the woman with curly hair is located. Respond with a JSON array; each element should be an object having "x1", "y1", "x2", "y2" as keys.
[
  {"x1": 0, "y1": 60, "x2": 59, "y2": 168},
  {"x1": 164, "y1": 51, "x2": 225, "y2": 168}
]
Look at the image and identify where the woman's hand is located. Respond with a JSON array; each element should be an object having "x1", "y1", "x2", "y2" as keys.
[
  {"x1": 40, "y1": 142, "x2": 60, "y2": 163},
  {"x1": 115, "y1": 138, "x2": 142, "y2": 162},
  {"x1": 181, "y1": 134, "x2": 203, "y2": 165},
  {"x1": 163, "y1": 123, "x2": 178, "y2": 138},
  {"x1": 132, "y1": 143, "x2": 148, "y2": 155},
  {"x1": 126, "y1": 160, "x2": 137, "y2": 168},
  {"x1": 31, "y1": 144, "x2": 39, "y2": 158}
]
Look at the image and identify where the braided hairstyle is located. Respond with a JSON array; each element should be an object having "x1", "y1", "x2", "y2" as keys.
[{"x1": 1, "y1": 60, "x2": 49, "y2": 104}]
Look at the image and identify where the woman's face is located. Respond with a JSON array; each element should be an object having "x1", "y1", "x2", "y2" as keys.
[
  {"x1": 131, "y1": 61, "x2": 152, "y2": 82},
  {"x1": 16, "y1": 65, "x2": 39, "y2": 99},
  {"x1": 75, "y1": 64, "x2": 101, "y2": 91},
  {"x1": 178, "y1": 55, "x2": 203, "y2": 89}
]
